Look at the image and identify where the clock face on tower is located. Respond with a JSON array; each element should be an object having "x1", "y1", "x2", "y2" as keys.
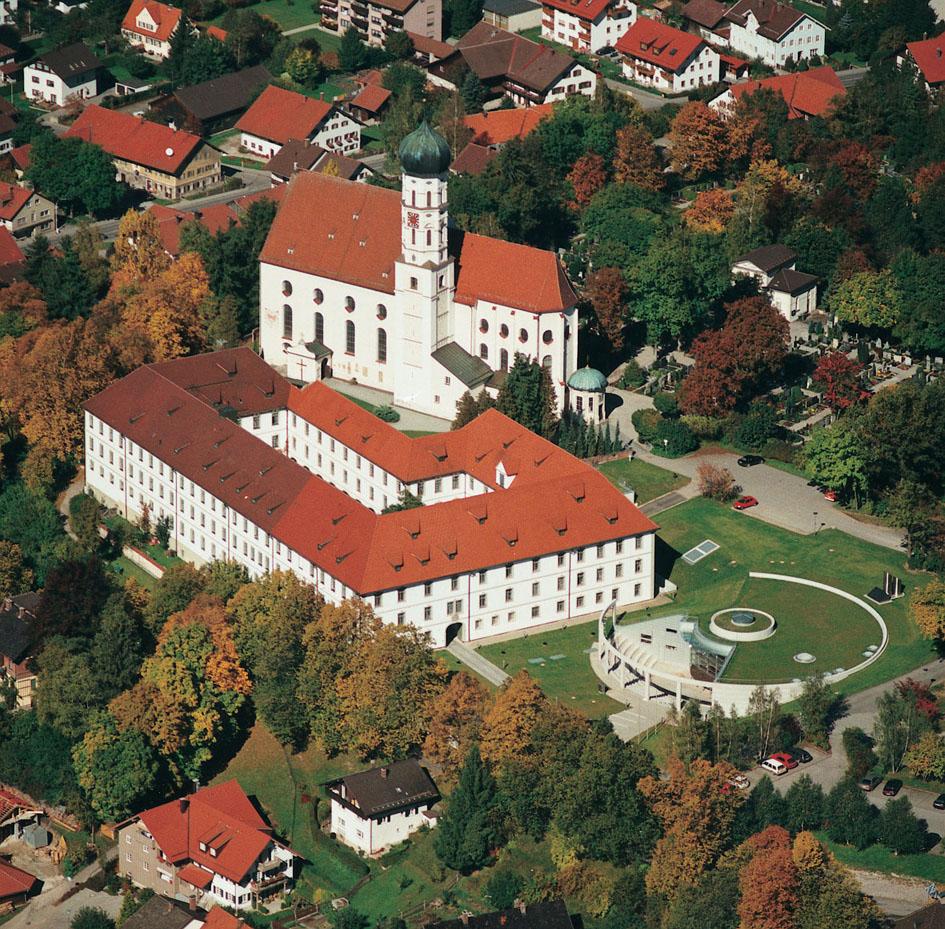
[{"x1": 406, "y1": 211, "x2": 420, "y2": 228}]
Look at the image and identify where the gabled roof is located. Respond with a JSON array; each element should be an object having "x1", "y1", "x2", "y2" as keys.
[
  {"x1": 236, "y1": 85, "x2": 334, "y2": 146},
  {"x1": 431, "y1": 901, "x2": 575, "y2": 929},
  {"x1": 0, "y1": 861, "x2": 38, "y2": 900},
  {"x1": 260, "y1": 170, "x2": 576, "y2": 313},
  {"x1": 906, "y1": 32, "x2": 945, "y2": 86},
  {"x1": 456, "y1": 22, "x2": 576, "y2": 92},
  {"x1": 893, "y1": 904, "x2": 945, "y2": 929},
  {"x1": 203, "y1": 910, "x2": 249, "y2": 929},
  {"x1": 66, "y1": 105, "x2": 205, "y2": 175},
  {"x1": 119, "y1": 894, "x2": 197, "y2": 929},
  {"x1": 349, "y1": 82, "x2": 392, "y2": 114},
  {"x1": 325, "y1": 760, "x2": 439, "y2": 819},
  {"x1": 266, "y1": 139, "x2": 366, "y2": 181},
  {"x1": 0, "y1": 594, "x2": 36, "y2": 663},
  {"x1": 616, "y1": 19, "x2": 707, "y2": 73},
  {"x1": 11, "y1": 144, "x2": 32, "y2": 172},
  {"x1": 724, "y1": 65, "x2": 844, "y2": 118},
  {"x1": 463, "y1": 102, "x2": 554, "y2": 144},
  {"x1": 768, "y1": 268, "x2": 817, "y2": 294},
  {"x1": 122, "y1": 0, "x2": 184, "y2": 42},
  {"x1": 148, "y1": 202, "x2": 238, "y2": 257},
  {"x1": 173, "y1": 65, "x2": 272, "y2": 122},
  {"x1": 0, "y1": 182, "x2": 33, "y2": 221},
  {"x1": 431, "y1": 341, "x2": 493, "y2": 387},
  {"x1": 134, "y1": 780, "x2": 281, "y2": 885},
  {"x1": 681, "y1": 0, "x2": 727, "y2": 28},
  {"x1": 541, "y1": 0, "x2": 617, "y2": 22},
  {"x1": 36, "y1": 41, "x2": 102, "y2": 78},
  {"x1": 405, "y1": 31, "x2": 455, "y2": 60},
  {"x1": 734, "y1": 243, "x2": 795, "y2": 272},
  {"x1": 724, "y1": 0, "x2": 807, "y2": 41},
  {"x1": 0, "y1": 226, "x2": 25, "y2": 281},
  {"x1": 451, "y1": 141, "x2": 497, "y2": 175}
]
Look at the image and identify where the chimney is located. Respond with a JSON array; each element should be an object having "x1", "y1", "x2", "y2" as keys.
[
  {"x1": 2, "y1": 596, "x2": 10, "y2": 612},
  {"x1": 460, "y1": 916, "x2": 469, "y2": 927},
  {"x1": 380, "y1": 766, "x2": 389, "y2": 779},
  {"x1": 518, "y1": 902, "x2": 526, "y2": 915},
  {"x1": 179, "y1": 797, "x2": 189, "y2": 814},
  {"x1": 188, "y1": 895, "x2": 196, "y2": 912},
  {"x1": 499, "y1": 916, "x2": 507, "y2": 927}
]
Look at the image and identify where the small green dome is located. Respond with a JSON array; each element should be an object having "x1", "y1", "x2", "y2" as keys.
[
  {"x1": 568, "y1": 366, "x2": 608, "y2": 392},
  {"x1": 399, "y1": 120, "x2": 451, "y2": 176}
]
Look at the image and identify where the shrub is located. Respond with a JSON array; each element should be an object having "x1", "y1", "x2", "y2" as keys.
[
  {"x1": 375, "y1": 405, "x2": 400, "y2": 423},
  {"x1": 697, "y1": 462, "x2": 738, "y2": 501},
  {"x1": 631, "y1": 408, "x2": 662, "y2": 444},
  {"x1": 652, "y1": 419, "x2": 698, "y2": 458},
  {"x1": 734, "y1": 402, "x2": 780, "y2": 451},
  {"x1": 681, "y1": 414, "x2": 723, "y2": 440},
  {"x1": 653, "y1": 392, "x2": 680, "y2": 418},
  {"x1": 619, "y1": 361, "x2": 646, "y2": 389},
  {"x1": 486, "y1": 869, "x2": 524, "y2": 910},
  {"x1": 841, "y1": 727, "x2": 877, "y2": 781}
]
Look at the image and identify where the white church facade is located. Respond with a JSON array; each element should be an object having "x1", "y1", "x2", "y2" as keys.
[{"x1": 258, "y1": 121, "x2": 579, "y2": 419}]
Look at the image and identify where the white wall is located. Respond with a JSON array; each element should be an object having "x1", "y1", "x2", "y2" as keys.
[
  {"x1": 727, "y1": 14, "x2": 824, "y2": 67},
  {"x1": 621, "y1": 44, "x2": 719, "y2": 92},
  {"x1": 542, "y1": 3, "x2": 636, "y2": 52},
  {"x1": 331, "y1": 799, "x2": 432, "y2": 854},
  {"x1": 24, "y1": 65, "x2": 97, "y2": 106}
]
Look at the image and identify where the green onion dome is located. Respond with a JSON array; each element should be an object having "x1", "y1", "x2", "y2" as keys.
[{"x1": 399, "y1": 120, "x2": 451, "y2": 177}]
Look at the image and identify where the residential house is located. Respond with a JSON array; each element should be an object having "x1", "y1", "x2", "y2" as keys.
[
  {"x1": 732, "y1": 243, "x2": 817, "y2": 319},
  {"x1": 0, "y1": 44, "x2": 18, "y2": 84},
  {"x1": 66, "y1": 105, "x2": 222, "y2": 200},
  {"x1": 0, "y1": 182, "x2": 55, "y2": 237},
  {"x1": 24, "y1": 42, "x2": 101, "y2": 107},
  {"x1": 148, "y1": 202, "x2": 237, "y2": 257},
  {"x1": 8, "y1": 143, "x2": 30, "y2": 179},
  {"x1": 122, "y1": 896, "x2": 249, "y2": 929},
  {"x1": 540, "y1": 0, "x2": 635, "y2": 54},
  {"x1": 482, "y1": 0, "x2": 542, "y2": 34},
  {"x1": 432, "y1": 22, "x2": 597, "y2": 105},
  {"x1": 0, "y1": 227, "x2": 25, "y2": 283},
  {"x1": 0, "y1": 788, "x2": 43, "y2": 842},
  {"x1": 710, "y1": 65, "x2": 844, "y2": 119},
  {"x1": 430, "y1": 901, "x2": 576, "y2": 929},
  {"x1": 0, "y1": 594, "x2": 40, "y2": 708},
  {"x1": 680, "y1": 0, "x2": 727, "y2": 40},
  {"x1": 464, "y1": 102, "x2": 554, "y2": 144},
  {"x1": 235, "y1": 85, "x2": 361, "y2": 160},
  {"x1": 347, "y1": 82, "x2": 392, "y2": 123},
  {"x1": 121, "y1": 0, "x2": 186, "y2": 59},
  {"x1": 118, "y1": 780, "x2": 299, "y2": 911},
  {"x1": 723, "y1": 0, "x2": 825, "y2": 68},
  {"x1": 153, "y1": 65, "x2": 272, "y2": 135},
  {"x1": 0, "y1": 111, "x2": 15, "y2": 156},
  {"x1": 266, "y1": 139, "x2": 373, "y2": 185},
  {"x1": 891, "y1": 903, "x2": 945, "y2": 929},
  {"x1": 326, "y1": 760, "x2": 439, "y2": 855},
  {"x1": 616, "y1": 19, "x2": 720, "y2": 93},
  {"x1": 405, "y1": 31, "x2": 454, "y2": 63},
  {"x1": 0, "y1": 0, "x2": 16, "y2": 27},
  {"x1": 322, "y1": 0, "x2": 442, "y2": 46},
  {"x1": 451, "y1": 141, "x2": 497, "y2": 175},
  {"x1": 0, "y1": 861, "x2": 38, "y2": 911},
  {"x1": 899, "y1": 33, "x2": 945, "y2": 93}
]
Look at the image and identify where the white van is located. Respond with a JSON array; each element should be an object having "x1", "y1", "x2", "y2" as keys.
[{"x1": 761, "y1": 757, "x2": 787, "y2": 776}]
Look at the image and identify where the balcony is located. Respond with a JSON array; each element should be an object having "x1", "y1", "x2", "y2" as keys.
[{"x1": 351, "y1": 0, "x2": 368, "y2": 13}]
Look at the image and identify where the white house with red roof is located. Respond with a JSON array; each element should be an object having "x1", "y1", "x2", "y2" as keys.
[
  {"x1": 257, "y1": 121, "x2": 578, "y2": 419},
  {"x1": 540, "y1": 0, "x2": 635, "y2": 53},
  {"x1": 0, "y1": 182, "x2": 56, "y2": 237},
  {"x1": 723, "y1": 0, "x2": 824, "y2": 68},
  {"x1": 899, "y1": 33, "x2": 945, "y2": 93},
  {"x1": 117, "y1": 781, "x2": 299, "y2": 911},
  {"x1": 709, "y1": 65, "x2": 844, "y2": 119},
  {"x1": 122, "y1": 0, "x2": 186, "y2": 58},
  {"x1": 235, "y1": 85, "x2": 361, "y2": 160},
  {"x1": 83, "y1": 345, "x2": 659, "y2": 646},
  {"x1": 616, "y1": 19, "x2": 719, "y2": 92}
]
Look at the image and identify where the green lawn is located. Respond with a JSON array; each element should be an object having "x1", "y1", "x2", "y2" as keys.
[
  {"x1": 815, "y1": 832, "x2": 945, "y2": 882},
  {"x1": 108, "y1": 555, "x2": 158, "y2": 590},
  {"x1": 478, "y1": 624, "x2": 624, "y2": 718},
  {"x1": 649, "y1": 498, "x2": 935, "y2": 695},
  {"x1": 597, "y1": 457, "x2": 690, "y2": 504},
  {"x1": 209, "y1": 0, "x2": 320, "y2": 31}
]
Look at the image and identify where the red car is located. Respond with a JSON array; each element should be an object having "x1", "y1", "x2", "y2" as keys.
[
  {"x1": 822, "y1": 489, "x2": 838, "y2": 502},
  {"x1": 769, "y1": 751, "x2": 799, "y2": 771},
  {"x1": 733, "y1": 496, "x2": 759, "y2": 510}
]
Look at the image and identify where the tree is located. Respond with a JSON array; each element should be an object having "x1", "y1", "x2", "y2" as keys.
[
  {"x1": 796, "y1": 673, "x2": 836, "y2": 748},
  {"x1": 904, "y1": 731, "x2": 945, "y2": 781},
  {"x1": 143, "y1": 563, "x2": 206, "y2": 634},
  {"x1": 175, "y1": 34, "x2": 236, "y2": 86},
  {"x1": 669, "y1": 102, "x2": 729, "y2": 180},
  {"x1": 873, "y1": 688, "x2": 931, "y2": 773},
  {"x1": 813, "y1": 352, "x2": 866, "y2": 412},
  {"x1": 583, "y1": 266, "x2": 627, "y2": 351},
  {"x1": 111, "y1": 210, "x2": 171, "y2": 283},
  {"x1": 72, "y1": 711, "x2": 160, "y2": 822},
  {"x1": 460, "y1": 70, "x2": 487, "y2": 113},
  {"x1": 841, "y1": 727, "x2": 877, "y2": 781},
  {"x1": 479, "y1": 671, "x2": 547, "y2": 770},
  {"x1": 567, "y1": 152, "x2": 608, "y2": 208},
  {"x1": 803, "y1": 420, "x2": 870, "y2": 506},
  {"x1": 34, "y1": 556, "x2": 111, "y2": 642},
  {"x1": 0, "y1": 541, "x2": 33, "y2": 599},
  {"x1": 71, "y1": 908, "x2": 115, "y2": 929},
  {"x1": 909, "y1": 579, "x2": 945, "y2": 641},
  {"x1": 34, "y1": 640, "x2": 103, "y2": 739},
  {"x1": 876, "y1": 796, "x2": 927, "y2": 854},
  {"x1": 495, "y1": 356, "x2": 558, "y2": 439},
  {"x1": 697, "y1": 462, "x2": 738, "y2": 501},
  {"x1": 737, "y1": 826, "x2": 798, "y2": 929},
  {"x1": 639, "y1": 757, "x2": 743, "y2": 899},
  {"x1": 339, "y1": 26, "x2": 367, "y2": 71},
  {"x1": 385, "y1": 29, "x2": 415, "y2": 60},
  {"x1": 89, "y1": 592, "x2": 150, "y2": 695},
  {"x1": 485, "y1": 870, "x2": 523, "y2": 910},
  {"x1": 734, "y1": 402, "x2": 779, "y2": 451},
  {"x1": 684, "y1": 188, "x2": 736, "y2": 233},
  {"x1": 0, "y1": 281, "x2": 47, "y2": 340},
  {"x1": 434, "y1": 744, "x2": 501, "y2": 872},
  {"x1": 285, "y1": 46, "x2": 323, "y2": 88},
  {"x1": 422, "y1": 672, "x2": 490, "y2": 781},
  {"x1": 382, "y1": 88, "x2": 426, "y2": 162},
  {"x1": 785, "y1": 775, "x2": 825, "y2": 834},
  {"x1": 24, "y1": 237, "x2": 98, "y2": 321},
  {"x1": 614, "y1": 122, "x2": 664, "y2": 190},
  {"x1": 793, "y1": 835, "x2": 880, "y2": 929},
  {"x1": 825, "y1": 779, "x2": 875, "y2": 849},
  {"x1": 0, "y1": 483, "x2": 63, "y2": 583},
  {"x1": 664, "y1": 867, "x2": 739, "y2": 929},
  {"x1": 831, "y1": 269, "x2": 902, "y2": 330},
  {"x1": 70, "y1": 493, "x2": 103, "y2": 554},
  {"x1": 333, "y1": 909, "x2": 369, "y2": 929},
  {"x1": 222, "y1": 10, "x2": 280, "y2": 66},
  {"x1": 452, "y1": 390, "x2": 494, "y2": 429}
]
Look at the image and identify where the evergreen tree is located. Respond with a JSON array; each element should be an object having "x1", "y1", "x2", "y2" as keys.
[
  {"x1": 460, "y1": 71, "x2": 487, "y2": 113},
  {"x1": 785, "y1": 774, "x2": 825, "y2": 834},
  {"x1": 434, "y1": 744, "x2": 501, "y2": 873},
  {"x1": 496, "y1": 356, "x2": 558, "y2": 438},
  {"x1": 826, "y1": 779, "x2": 875, "y2": 849},
  {"x1": 450, "y1": 0, "x2": 484, "y2": 35},
  {"x1": 339, "y1": 26, "x2": 367, "y2": 71},
  {"x1": 877, "y1": 796, "x2": 927, "y2": 854}
]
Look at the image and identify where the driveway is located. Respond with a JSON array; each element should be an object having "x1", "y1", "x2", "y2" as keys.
[{"x1": 604, "y1": 78, "x2": 688, "y2": 110}]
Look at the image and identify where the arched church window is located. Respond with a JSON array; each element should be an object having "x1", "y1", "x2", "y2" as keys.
[
  {"x1": 499, "y1": 324, "x2": 509, "y2": 338},
  {"x1": 543, "y1": 330, "x2": 554, "y2": 344},
  {"x1": 313, "y1": 288, "x2": 324, "y2": 304},
  {"x1": 282, "y1": 305, "x2": 293, "y2": 341},
  {"x1": 345, "y1": 296, "x2": 355, "y2": 312},
  {"x1": 377, "y1": 328, "x2": 387, "y2": 363},
  {"x1": 315, "y1": 312, "x2": 324, "y2": 343},
  {"x1": 542, "y1": 355, "x2": 552, "y2": 368},
  {"x1": 479, "y1": 319, "x2": 489, "y2": 334},
  {"x1": 480, "y1": 344, "x2": 488, "y2": 360},
  {"x1": 500, "y1": 349, "x2": 509, "y2": 371},
  {"x1": 346, "y1": 320, "x2": 356, "y2": 354},
  {"x1": 426, "y1": 229, "x2": 432, "y2": 246},
  {"x1": 377, "y1": 304, "x2": 387, "y2": 320},
  {"x1": 282, "y1": 280, "x2": 292, "y2": 296},
  {"x1": 518, "y1": 328, "x2": 528, "y2": 344}
]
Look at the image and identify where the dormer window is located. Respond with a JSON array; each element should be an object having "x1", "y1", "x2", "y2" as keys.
[
  {"x1": 210, "y1": 847, "x2": 217, "y2": 857},
  {"x1": 199, "y1": 842, "x2": 207, "y2": 852}
]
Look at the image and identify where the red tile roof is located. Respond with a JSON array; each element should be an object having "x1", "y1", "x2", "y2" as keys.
[
  {"x1": 463, "y1": 103, "x2": 554, "y2": 145},
  {"x1": 136, "y1": 780, "x2": 280, "y2": 885},
  {"x1": 724, "y1": 0, "x2": 805, "y2": 41},
  {"x1": 405, "y1": 31, "x2": 455, "y2": 60},
  {"x1": 616, "y1": 19, "x2": 707, "y2": 73},
  {"x1": 349, "y1": 82, "x2": 392, "y2": 114},
  {"x1": 177, "y1": 863, "x2": 214, "y2": 888},
  {"x1": 542, "y1": 0, "x2": 616, "y2": 22},
  {"x1": 234, "y1": 185, "x2": 286, "y2": 213},
  {"x1": 66, "y1": 105, "x2": 205, "y2": 175},
  {"x1": 726, "y1": 65, "x2": 844, "y2": 118},
  {"x1": 0, "y1": 182, "x2": 32, "y2": 221},
  {"x1": 0, "y1": 226, "x2": 25, "y2": 279},
  {"x1": 10, "y1": 144, "x2": 30, "y2": 172},
  {"x1": 122, "y1": 0, "x2": 184, "y2": 43},
  {"x1": 907, "y1": 32, "x2": 945, "y2": 86},
  {"x1": 0, "y1": 861, "x2": 38, "y2": 900},
  {"x1": 148, "y1": 202, "x2": 237, "y2": 256},
  {"x1": 87, "y1": 352, "x2": 655, "y2": 595},
  {"x1": 203, "y1": 910, "x2": 249, "y2": 929},
  {"x1": 236, "y1": 85, "x2": 333, "y2": 146},
  {"x1": 451, "y1": 141, "x2": 498, "y2": 175},
  {"x1": 260, "y1": 172, "x2": 576, "y2": 313},
  {"x1": 206, "y1": 25, "x2": 228, "y2": 42}
]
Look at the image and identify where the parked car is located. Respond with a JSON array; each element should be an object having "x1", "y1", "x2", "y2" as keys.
[
  {"x1": 859, "y1": 775, "x2": 882, "y2": 791},
  {"x1": 761, "y1": 757, "x2": 788, "y2": 776},
  {"x1": 823, "y1": 489, "x2": 838, "y2": 502},
  {"x1": 737, "y1": 455, "x2": 764, "y2": 467},
  {"x1": 733, "y1": 496, "x2": 759, "y2": 510},
  {"x1": 769, "y1": 751, "x2": 799, "y2": 771},
  {"x1": 933, "y1": 794, "x2": 945, "y2": 810},
  {"x1": 786, "y1": 747, "x2": 813, "y2": 764},
  {"x1": 883, "y1": 778, "x2": 903, "y2": 797},
  {"x1": 728, "y1": 773, "x2": 750, "y2": 790}
]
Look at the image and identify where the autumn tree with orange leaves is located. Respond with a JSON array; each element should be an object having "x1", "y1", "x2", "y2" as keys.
[
  {"x1": 568, "y1": 151, "x2": 608, "y2": 208},
  {"x1": 614, "y1": 123, "x2": 664, "y2": 191},
  {"x1": 669, "y1": 102, "x2": 730, "y2": 180},
  {"x1": 584, "y1": 266, "x2": 628, "y2": 351},
  {"x1": 479, "y1": 670, "x2": 548, "y2": 770},
  {"x1": 423, "y1": 671, "x2": 492, "y2": 781},
  {"x1": 738, "y1": 826, "x2": 799, "y2": 929},
  {"x1": 684, "y1": 188, "x2": 736, "y2": 233}
]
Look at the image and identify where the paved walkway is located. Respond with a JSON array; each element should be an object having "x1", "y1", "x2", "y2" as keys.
[
  {"x1": 640, "y1": 487, "x2": 699, "y2": 517},
  {"x1": 55, "y1": 471, "x2": 84, "y2": 541},
  {"x1": 324, "y1": 378, "x2": 452, "y2": 434},
  {"x1": 446, "y1": 640, "x2": 509, "y2": 687}
]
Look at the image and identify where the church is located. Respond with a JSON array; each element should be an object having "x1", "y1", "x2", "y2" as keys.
[{"x1": 258, "y1": 122, "x2": 580, "y2": 418}]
